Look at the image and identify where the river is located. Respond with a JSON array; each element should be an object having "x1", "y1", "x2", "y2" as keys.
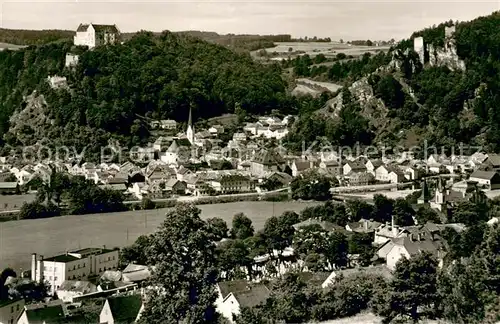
[{"x1": 0, "y1": 201, "x2": 319, "y2": 272}]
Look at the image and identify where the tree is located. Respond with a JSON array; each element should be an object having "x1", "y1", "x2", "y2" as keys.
[
  {"x1": 141, "y1": 198, "x2": 155, "y2": 210},
  {"x1": 216, "y1": 239, "x2": 251, "y2": 280},
  {"x1": 18, "y1": 201, "x2": 60, "y2": 220},
  {"x1": 119, "y1": 235, "x2": 152, "y2": 268},
  {"x1": 263, "y1": 215, "x2": 295, "y2": 255},
  {"x1": 207, "y1": 217, "x2": 229, "y2": 241},
  {"x1": 378, "y1": 252, "x2": 439, "y2": 323},
  {"x1": 324, "y1": 232, "x2": 348, "y2": 269},
  {"x1": 392, "y1": 198, "x2": 416, "y2": 226},
  {"x1": 138, "y1": 203, "x2": 220, "y2": 324},
  {"x1": 234, "y1": 307, "x2": 269, "y2": 324},
  {"x1": 231, "y1": 213, "x2": 254, "y2": 239},
  {"x1": 0, "y1": 268, "x2": 16, "y2": 299},
  {"x1": 265, "y1": 272, "x2": 310, "y2": 323},
  {"x1": 372, "y1": 194, "x2": 394, "y2": 223},
  {"x1": 279, "y1": 211, "x2": 300, "y2": 228},
  {"x1": 415, "y1": 206, "x2": 441, "y2": 224},
  {"x1": 291, "y1": 172, "x2": 333, "y2": 201},
  {"x1": 345, "y1": 199, "x2": 374, "y2": 222},
  {"x1": 7, "y1": 278, "x2": 49, "y2": 303}
]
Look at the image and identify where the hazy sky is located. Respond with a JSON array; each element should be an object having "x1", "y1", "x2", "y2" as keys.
[{"x1": 0, "y1": 1, "x2": 498, "y2": 40}]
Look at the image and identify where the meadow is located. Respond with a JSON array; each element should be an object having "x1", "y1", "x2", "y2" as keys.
[
  {"x1": 0, "y1": 201, "x2": 319, "y2": 271},
  {"x1": 259, "y1": 42, "x2": 391, "y2": 58}
]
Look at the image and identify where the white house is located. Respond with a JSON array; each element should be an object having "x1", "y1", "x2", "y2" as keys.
[
  {"x1": 215, "y1": 281, "x2": 271, "y2": 323},
  {"x1": 343, "y1": 161, "x2": 366, "y2": 176},
  {"x1": 384, "y1": 236, "x2": 444, "y2": 270},
  {"x1": 469, "y1": 170, "x2": 500, "y2": 190},
  {"x1": 17, "y1": 302, "x2": 66, "y2": 324},
  {"x1": 74, "y1": 23, "x2": 119, "y2": 49},
  {"x1": 99, "y1": 295, "x2": 144, "y2": 324},
  {"x1": 31, "y1": 248, "x2": 119, "y2": 295},
  {"x1": 365, "y1": 159, "x2": 383, "y2": 175},
  {"x1": 160, "y1": 119, "x2": 177, "y2": 130}
]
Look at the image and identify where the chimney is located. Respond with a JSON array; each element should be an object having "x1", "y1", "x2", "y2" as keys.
[
  {"x1": 391, "y1": 215, "x2": 398, "y2": 237},
  {"x1": 364, "y1": 220, "x2": 368, "y2": 231},
  {"x1": 31, "y1": 253, "x2": 37, "y2": 281},
  {"x1": 38, "y1": 255, "x2": 44, "y2": 284}
]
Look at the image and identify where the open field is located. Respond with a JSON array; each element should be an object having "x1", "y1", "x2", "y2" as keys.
[
  {"x1": 314, "y1": 313, "x2": 449, "y2": 324},
  {"x1": 297, "y1": 78, "x2": 343, "y2": 92},
  {"x1": 314, "y1": 313, "x2": 382, "y2": 324},
  {"x1": 0, "y1": 42, "x2": 26, "y2": 50},
  {"x1": 255, "y1": 42, "x2": 391, "y2": 58},
  {"x1": 0, "y1": 201, "x2": 319, "y2": 271},
  {"x1": 0, "y1": 194, "x2": 36, "y2": 211}
]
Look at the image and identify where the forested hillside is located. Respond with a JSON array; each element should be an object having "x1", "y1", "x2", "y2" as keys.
[
  {"x1": 285, "y1": 11, "x2": 500, "y2": 152},
  {"x1": 0, "y1": 31, "x2": 300, "y2": 158}
]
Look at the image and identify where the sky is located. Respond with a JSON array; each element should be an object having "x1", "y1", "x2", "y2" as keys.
[{"x1": 0, "y1": 0, "x2": 498, "y2": 40}]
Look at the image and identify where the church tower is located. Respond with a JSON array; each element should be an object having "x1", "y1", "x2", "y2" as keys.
[{"x1": 186, "y1": 105, "x2": 194, "y2": 145}]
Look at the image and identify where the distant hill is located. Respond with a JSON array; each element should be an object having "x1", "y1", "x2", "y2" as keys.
[
  {"x1": 284, "y1": 11, "x2": 500, "y2": 152},
  {"x1": 0, "y1": 28, "x2": 73, "y2": 45}
]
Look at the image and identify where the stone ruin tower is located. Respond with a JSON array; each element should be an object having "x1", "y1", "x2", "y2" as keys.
[
  {"x1": 413, "y1": 36, "x2": 425, "y2": 64},
  {"x1": 444, "y1": 25, "x2": 457, "y2": 53}
]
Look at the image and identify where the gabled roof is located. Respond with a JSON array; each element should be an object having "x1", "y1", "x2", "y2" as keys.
[
  {"x1": 367, "y1": 159, "x2": 383, "y2": 168},
  {"x1": 344, "y1": 161, "x2": 366, "y2": 171},
  {"x1": 107, "y1": 295, "x2": 142, "y2": 323},
  {"x1": 92, "y1": 24, "x2": 119, "y2": 33},
  {"x1": 25, "y1": 303, "x2": 66, "y2": 324},
  {"x1": 392, "y1": 236, "x2": 444, "y2": 257},
  {"x1": 76, "y1": 23, "x2": 89, "y2": 32},
  {"x1": 232, "y1": 284, "x2": 270, "y2": 308},
  {"x1": 486, "y1": 154, "x2": 500, "y2": 167},
  {"x1": 293, "y1": 160, "x2": 311, "y2": 172},
  {"x1": 252, "y1": 149, "x2": 284, "y2": 165},
  {"x1": 470, "y1": 170, "x2": 500, "y2": 181}
]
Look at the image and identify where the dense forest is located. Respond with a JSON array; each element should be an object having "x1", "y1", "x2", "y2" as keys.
[
  {"x1": 285, "y1": 11, "x2": 500, "y2": 152},
  {"x1": 0, "y1": 12, "x2": 499, "y2": 157},
  {"x1": 0, "y1": 31, "x2": 303, "y2": 158}
]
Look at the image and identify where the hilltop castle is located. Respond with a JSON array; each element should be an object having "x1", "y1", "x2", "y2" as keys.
[{"x1": 413, "y1": 25, "x2": 465, "y2": 71}]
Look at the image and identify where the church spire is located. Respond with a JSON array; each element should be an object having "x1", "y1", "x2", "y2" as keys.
[
  {"x1": 188, "y1": 105, "x2": 192, "y2": 127},
  {"x1": 186, "y1": 104, "x2": 194, "y2": 145}
]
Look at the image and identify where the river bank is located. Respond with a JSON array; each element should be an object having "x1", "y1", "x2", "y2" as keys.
[{"x1": 0, "y1": 201, "x2": 319, "y2": 271}]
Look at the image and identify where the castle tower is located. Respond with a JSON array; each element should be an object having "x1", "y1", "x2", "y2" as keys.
[
  {"x1": 186, "y1": 105, "x2": 194, "y2": 145},
  {"x1": 413, "y1": 36, "x2": 425, "y2": 64}
]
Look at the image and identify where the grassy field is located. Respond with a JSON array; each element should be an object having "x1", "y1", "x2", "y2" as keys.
[
  {"x1": 0, "y1": 201, "x2": 319, "y2": 271},
  {"x1": 314, "y1": 313, "x2": 449, "y2": 324},
  {"x1": 257, "y1": 42, "x2": 391, "y2": 58},
  {"x1": 0, "y1": 194, "x2": 36, "y2": 211},
  {"x1": 0, "y1": 42, "x2": 26, "y2": 50}
]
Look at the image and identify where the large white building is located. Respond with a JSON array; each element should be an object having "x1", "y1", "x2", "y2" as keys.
[
  {"x1": 74, "y1": 23, "x2": 119, "y2": 49},
  {"x1": 31, "y1": 247, "x2": 119, "y2": 295}
]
